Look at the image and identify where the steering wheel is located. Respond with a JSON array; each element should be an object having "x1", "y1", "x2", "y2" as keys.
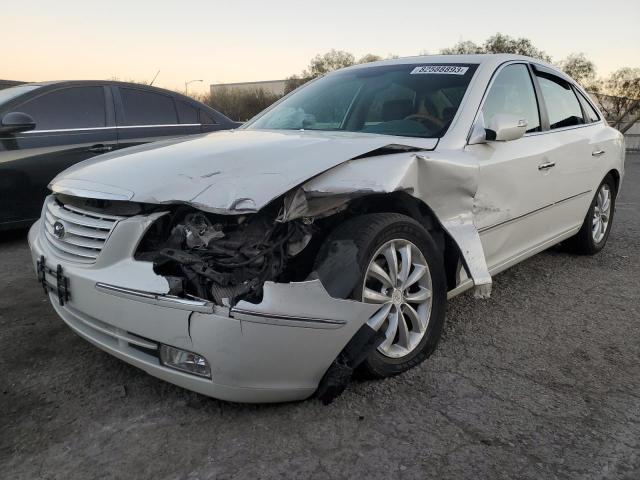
[{"x1": 403, "y1": 113, "x2": 444, "y2": 132}]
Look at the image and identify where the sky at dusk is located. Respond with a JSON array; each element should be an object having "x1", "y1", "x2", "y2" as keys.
[{"x1": 3, "y1": 0, "x2": 639, "y2": 94}]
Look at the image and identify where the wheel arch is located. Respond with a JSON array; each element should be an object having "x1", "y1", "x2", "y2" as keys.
[
  {"x1": 336, "y1": 192, "x2": 465, "y2": 292},
  {"x1": 606, "y1": 168, "x2": 621, "y2": 195}
]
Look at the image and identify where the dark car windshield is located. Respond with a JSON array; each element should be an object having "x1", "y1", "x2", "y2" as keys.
[
  {"x1": 245, "y1": 63, "x2": 478, "y2": 138},
  {"x1": 0, "y1": 85, "x2": 41, "y2": 106}
]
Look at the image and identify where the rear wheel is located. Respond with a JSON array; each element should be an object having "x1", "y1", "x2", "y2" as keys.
[
  {"x1": 565, "y1": 175, "x2": 616, "y2": 255},
  {"x1": 316, "y1": 213, "x2": 447, "y2": 378}
]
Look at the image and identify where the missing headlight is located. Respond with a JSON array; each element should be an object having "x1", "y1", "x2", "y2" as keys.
[{"x1": 135, "y1": 205, "x2": 314, "y2": 306}]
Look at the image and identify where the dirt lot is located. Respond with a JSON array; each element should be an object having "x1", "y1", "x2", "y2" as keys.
[{"x1": 1, "y1": 154, "x2": 639, "y2": 480}]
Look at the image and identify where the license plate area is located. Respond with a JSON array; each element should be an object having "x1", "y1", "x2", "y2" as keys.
[{"x1": 36, "y1": 255, "x2": 70, "y2": 306}]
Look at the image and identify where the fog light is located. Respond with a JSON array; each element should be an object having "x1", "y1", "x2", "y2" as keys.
[{"x1": 159, "y1": 345, "x2": 211, "y2": 378}]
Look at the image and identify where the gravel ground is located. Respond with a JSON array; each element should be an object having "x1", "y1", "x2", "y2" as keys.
[{"x1": 1, "y1": 154, "x2": 639, "y2": 480}]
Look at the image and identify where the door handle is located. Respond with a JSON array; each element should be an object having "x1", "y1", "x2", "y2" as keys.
[
  {"x1": 538, "y1": 161, "x2": 556, "y2": 171},
  {"x1": 592, "y1": 149, "x2": 605, "y2": 157},
  {"x1": 88, "y1": 144, "x2": 113, "y2": 153}
]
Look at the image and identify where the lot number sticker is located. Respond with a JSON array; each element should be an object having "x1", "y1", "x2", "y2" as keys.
[{"x1": 410, "y1": 65, "x2": 469, "y2": 75}]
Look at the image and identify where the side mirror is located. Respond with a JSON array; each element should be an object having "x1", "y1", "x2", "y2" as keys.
[
  {"x1": 0, "y1": 112, "x2": 36, "y2": 134},
  {"x1": 486, "y1": 114, "x2": 527, "y2": 142}
]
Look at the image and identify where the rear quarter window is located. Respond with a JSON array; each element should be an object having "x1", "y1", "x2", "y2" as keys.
[{"x1": 120, "y1": 88, "x2": 178, "y2": 126}]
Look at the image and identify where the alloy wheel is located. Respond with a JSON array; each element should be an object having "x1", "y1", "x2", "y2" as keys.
[
  {"x1": 362, "y1": 239, "x2": 433, "y2": 358},
  {"x1": 592, "y1": 183, "x2": 611, "y2": 244}
]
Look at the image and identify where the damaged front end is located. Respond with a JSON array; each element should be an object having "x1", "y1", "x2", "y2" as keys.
[{"x1": 135, "y1": 203, "x2": 316, "y2": 307}]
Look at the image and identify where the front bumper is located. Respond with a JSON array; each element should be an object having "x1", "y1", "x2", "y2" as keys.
[{"x1": 28, "y1": 213, "x2": 376, "y2": 403}]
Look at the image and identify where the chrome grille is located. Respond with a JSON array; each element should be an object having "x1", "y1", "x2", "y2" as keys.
[{"x1": 43, "y1": 197, "x2": 124, "y2": 263}]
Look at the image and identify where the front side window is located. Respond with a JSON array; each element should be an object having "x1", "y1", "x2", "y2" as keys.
[
  {"x1": 482, "y1": 64, "x2": 541, "y2": 133},
  {"x1": 120, "y1": 88, "x2": 178, "y2": 126},
  {"x1": 18, "y1": 87, "x2": 106, "y2": 130},
  {"x1": 537, "y1": 75, "x2": 585, "y2": 129},
  {"x1": 245, "y1": 63, "x2": 479, "y2": 138}
]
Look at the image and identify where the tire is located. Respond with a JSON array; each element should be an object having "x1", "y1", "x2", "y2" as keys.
[
  {"x1": 315, "y1": 213, "x2": 447, "y2": 378},
  {"x1": 565, "y1": 174, "x2": 616, "y2": 255}
]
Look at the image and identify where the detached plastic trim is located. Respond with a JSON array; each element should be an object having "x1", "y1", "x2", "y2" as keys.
[{"x1": 95, "y1": 282, "x2": 215, "y2": 313}]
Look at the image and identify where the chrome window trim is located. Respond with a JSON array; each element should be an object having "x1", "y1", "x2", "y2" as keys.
[{"x1": 23, "y1": 124, "x2": 202, "y2": 134}]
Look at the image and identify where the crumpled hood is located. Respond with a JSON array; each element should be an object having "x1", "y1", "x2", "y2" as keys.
[{"x1": 50, "y1": 129, "x2": 437, "y2": 213}]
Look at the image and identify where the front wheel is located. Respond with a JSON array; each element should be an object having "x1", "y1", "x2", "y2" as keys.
[{"x1": 316, "y1": 213, "x2": 447, "y2": 378}]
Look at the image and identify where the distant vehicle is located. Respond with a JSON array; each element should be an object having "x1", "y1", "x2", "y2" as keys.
[{"x1": 0, "y1": 81, "x2": 238, "y2": 230}]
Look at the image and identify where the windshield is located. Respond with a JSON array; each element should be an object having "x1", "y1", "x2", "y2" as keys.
[
  {"x1": 245, "y1": 63, "x2": 478, "y2": 138},
  {"x1": 0, "y1": 85, "x2": 41, "y2": 105}
]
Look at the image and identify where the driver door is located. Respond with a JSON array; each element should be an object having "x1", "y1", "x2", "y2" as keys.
[{"x1": 467, "y1": 62, "x2": 558, "y2": 271}]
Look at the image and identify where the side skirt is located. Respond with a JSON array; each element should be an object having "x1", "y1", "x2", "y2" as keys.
[{"x1": 447, "y1": 224, "x2": 581, "y2": 299}]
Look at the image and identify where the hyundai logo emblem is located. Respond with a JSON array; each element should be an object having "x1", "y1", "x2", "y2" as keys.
[{"x1": 53, "y1": 221, "x2": 66, "y2": 239}]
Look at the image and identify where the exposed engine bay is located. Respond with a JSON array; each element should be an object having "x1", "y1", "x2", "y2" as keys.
[{"x1": 135, "y1": 204, "x2": 315, "y2": 307}]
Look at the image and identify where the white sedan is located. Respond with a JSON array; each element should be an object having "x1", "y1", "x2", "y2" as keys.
[{"x1": 29, "y1": 54, "x2": 624, "y2": 403}]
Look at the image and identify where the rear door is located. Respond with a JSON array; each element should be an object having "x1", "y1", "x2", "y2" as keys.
[
  {"x1": 531, "y1": 68, "x2": 600, "y2": 232},
  {"x1": 113, "y1": 86, "x2": 201, "y2": 150},
  {"x1": 0, "y1": 85, "x2": 116, "y2": 226}
]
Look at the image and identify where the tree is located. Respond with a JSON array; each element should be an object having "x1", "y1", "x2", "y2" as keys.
[
  {"x1": 198, "y1": 87, "x2": 281, "y2": 122},
  {"x1": 285, "y1": 49, "x2": 356, "y2": 94},
  {"x1": 357, "y1": 53, "x2": 384, "y2": 64},
  {"x1": 483, "y1": 33, "x2": 552, "y2": 62},
  {"x1": 602, "y1": 68, "x2": 640, "y2": 132},
  {"x1": 284, "y1": 49, "x2": 385, "y2": 94},
  {"x1": 559, "y1": 53, "x2": 599, "y2": 91},
  {"x1": 440, "y1": 40, "x2": 484, "y2": 55},
  {"x1": 439, "y1": 33, "x2": 552, "y2": 62}
]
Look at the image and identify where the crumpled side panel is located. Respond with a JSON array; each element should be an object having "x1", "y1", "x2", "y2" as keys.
[{"x1": 281, "y1": 151, "x2": 492, "y2": 296}]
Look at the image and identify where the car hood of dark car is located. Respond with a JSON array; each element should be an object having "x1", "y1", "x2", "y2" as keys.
[{"x1": 50, "y1": 129, "x2": 438, "y2": 214}]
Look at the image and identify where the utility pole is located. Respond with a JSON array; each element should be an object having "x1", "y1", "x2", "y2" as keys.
[{"x1": 185, "y1": 79, "x2": 203, "y2": 95}]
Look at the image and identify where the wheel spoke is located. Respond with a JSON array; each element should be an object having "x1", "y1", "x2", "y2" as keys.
[
  {"x1": 405, "y1": 286, "x2": 432, "y2": 303},
  {"x1": 402, "y1": 264, "x2": 427, "y2": 290},
  {"x1": 403, "y1": 303, "x2": 427, "y2": 333},
  {"x1": 601, "y1": 192, "x2": 610, "y2": 212},
  {"x1": 397, "y1": 311, "x2": 410, "y2": 348},
  {"x1": 367, "y1": 261, "x2": 393, "y2": 287},
  {"x1": 592, "y1": 218, "x2": 600, "y2": 235},
  {"x1": 383, "y1": 243, "x2": 398, "y2": 286},
  {"x1": 379, "y1": 308, "x2": 399, "y2": 351},
  {"x1": 363, "y1": 287, "x2": 390, "y2": 304},
  {"x1": 367, "y1": 303, "x2": 393, "y2": 330},
  {"x1": 398, "y1": 244, "x2": 412, "y2": 284}
]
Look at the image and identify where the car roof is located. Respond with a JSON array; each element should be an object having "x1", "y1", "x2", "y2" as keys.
[
  {"x1": 20, "y1": 80, "x2": 197, "y2": 101},
  {"x1": 2, "y1": 80, "x2": 236, "y2": 124},
  {"x1": 340, "y1": 53, "x2": 569, "y2": 81}
]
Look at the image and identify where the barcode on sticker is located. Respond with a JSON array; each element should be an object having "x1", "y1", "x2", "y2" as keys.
[{"x1": 410, "y1": 65, "x2": 469, "y2": 75}]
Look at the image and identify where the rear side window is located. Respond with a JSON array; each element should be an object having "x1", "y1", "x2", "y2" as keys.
[
  {"x1": 176, "y1": 100, "x2": 198, "y2": 124},
  {"x1": 120, "y1": 88, "x2": 178, "y2": 126},
  {"x1": 576, "y1": 91, "x2": 600, "y2": 123},
  {"x1": 200, "y1": 110, "x2": 217, "y2": 125},
  {"x1": 19, "y1": 87, "x2": 106, "y2": 130},
  {"x1": 482, "y1": 64, "x2": 541, "y2": 133},
  {"x1": 536, "y1": 76, "x2": 585, "y2": 129}
]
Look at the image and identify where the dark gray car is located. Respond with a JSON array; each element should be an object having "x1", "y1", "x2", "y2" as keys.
[{"x1": 0, "y1": 80, "x2": 237, "y2": 231}]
